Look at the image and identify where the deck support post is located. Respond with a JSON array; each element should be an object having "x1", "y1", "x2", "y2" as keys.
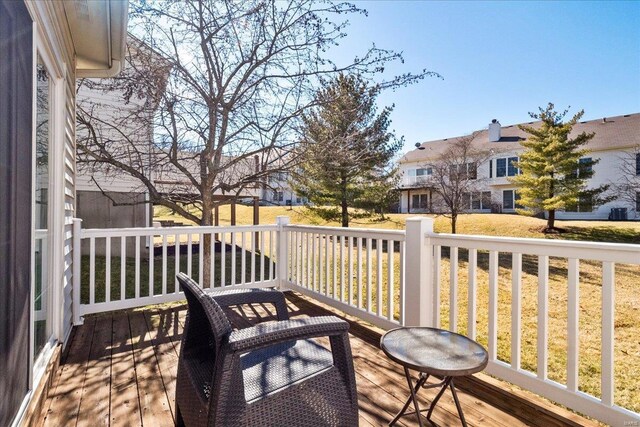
[
  {"x1": 72, "y1": 218, "x2": 84, "y2": 325},
  {"x1": 404, "y1": 217, "x2": 434, "y2": 327},
  {"x1": 276, "y1": 216, "x2": 290, "y2": 290}
]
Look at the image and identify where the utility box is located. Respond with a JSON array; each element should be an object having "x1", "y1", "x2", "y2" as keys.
[{"x1": 609, "y1": 208, "x2": 628, "y2": 221}]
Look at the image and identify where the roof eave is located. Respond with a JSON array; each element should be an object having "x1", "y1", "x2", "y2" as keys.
[{"x1": 69, "y1": 0, "x2": 129, "y2": 78}]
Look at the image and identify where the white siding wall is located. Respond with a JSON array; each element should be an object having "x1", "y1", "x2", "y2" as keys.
[{"x1": 399, "y1": 148, "x2": 638, "y2": 219}]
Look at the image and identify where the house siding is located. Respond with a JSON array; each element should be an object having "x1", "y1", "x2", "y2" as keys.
[{"x1": 399, "y1": 142, "x2": 640, "y2": 219}]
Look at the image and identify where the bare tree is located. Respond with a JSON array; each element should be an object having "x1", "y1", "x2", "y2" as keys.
[
  {"x1": 609, "y1": 146, "x2": 640, "y2": 217},
  {"x1": 421, "y1": 133, "x2": 491, "y2": 233},
  {"x1": 77, "y1": 0, "x2": 435, "y2": 286}
]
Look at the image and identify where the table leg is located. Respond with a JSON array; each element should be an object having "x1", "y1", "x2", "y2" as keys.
[
  {"x1": 426, "y1": 376, "x2": 453, "y2": 421},
  {"x1": 388, "y1": 369, "x2": 428, "y2": 426},
  {"x1": 449, "y1": 379, "x2": 467, "y2": 427}
]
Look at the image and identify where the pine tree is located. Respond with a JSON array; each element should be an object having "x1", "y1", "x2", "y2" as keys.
[
  {"x1": 512, "y1": 103, "x2": 609, "y2": 232},
  {"x1": 294, "y1": 74, "x2": 402, "y2": 227}
]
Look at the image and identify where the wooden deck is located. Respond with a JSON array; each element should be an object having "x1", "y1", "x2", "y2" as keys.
[{"x1": 38, "y1": 292, "x2": 595, "y2": 427}]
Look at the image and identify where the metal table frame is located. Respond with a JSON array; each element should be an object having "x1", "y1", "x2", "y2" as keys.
[
  {"x1": 381, "y1": 327, "x2": 488, "y2": 427},
  {"x1": 390, "y1": 369, "x2": 467, "y2": 427}
]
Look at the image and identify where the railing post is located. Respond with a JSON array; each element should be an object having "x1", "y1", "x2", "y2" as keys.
[
  {"x1": 276, "y1": 216, "x2": 290, "y2": 290},
  {"x1": 72, "y1": 218, "x2": 84, "y2": 325},
  {"x1": 404, "y1": 217, "x2": 434, "y2": 327}
]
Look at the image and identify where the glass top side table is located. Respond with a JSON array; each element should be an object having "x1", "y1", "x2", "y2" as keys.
[{"x1": 380, "y1": 327, "x2": 488, "y2": 427}]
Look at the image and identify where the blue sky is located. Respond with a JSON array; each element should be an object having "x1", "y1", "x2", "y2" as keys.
[{"x1": 328, "y1": 1, "x2": 640, "y2": 153}]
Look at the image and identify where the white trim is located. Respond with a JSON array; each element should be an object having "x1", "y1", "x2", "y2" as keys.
[
  {"x1": 9, "y1": 390, "x2": 33, "y2": 427},
  {"x1": 29, "y1": 12, "x2": 66, "y2": 392},
  {"x1": 28, "y1": 19, "x2": 37, "y2": 393}
]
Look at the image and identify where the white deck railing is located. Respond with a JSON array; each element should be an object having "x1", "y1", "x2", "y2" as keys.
[
  {"x1": 284, "y1": 224, "x2": 406, "y2": 330},
  {"x1": 421, "y1": 223, "x2": 640, "y2": 426},
  {"x1": 72, "y1": 216, "x2": 640, "y2": 425},
  {"x1": 72, "y1": 219, "x2": 280, "y2": 321}
]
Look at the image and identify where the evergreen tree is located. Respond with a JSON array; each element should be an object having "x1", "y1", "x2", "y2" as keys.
[
  {"x1": 512, "y1": 103, "x2": 610, "y2": 232},
  {"x1": 294, "y1": 74, "x2": 402, "y2": 227}
]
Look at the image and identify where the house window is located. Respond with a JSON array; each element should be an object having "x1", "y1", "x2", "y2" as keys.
[
  {"x1": 508, "y1": 157, "x2": 519, "y2": 176},
  {"x1": 635, "y1": 153, "x2": 639, "y2": 175},
  {"x1": 449, "y1": 163, "x2": 475, "y2": 180},
  {"x1": 296, "y1": 196, "x2": 302, "y2": 203},
  {"x1": 495, "y1": 157, "x2": 519, "y2": 177},
  {"x1": 411, "y1": 194, "x2": 428, "y2": 210},
  {"x1": 481, "y1": 191, "x2": 492, "y2": 210},
  {"x1": 272, "y1": 191, "x2": 283, "y2": 202},
  {"x1": 636, "y1": 192, "x2": 640, "y2": 211},
  {"x1": 578, "y1": 157, "x2": 592, "y2": 178},
  {"x1": 468, "y1": 162, "x2": 477, "y2": 180},
  {"x1": 471, "y1": 193, "x2": 481, "y2": 210},
  {"x1": 268, "y1": 171, "x2": 287, "y2": 183},
  {"x1": 489, "y1": 159, "x2": 493, "y2": 178},
  {"x1": 566, "y1": 194, "x2": 594, "y2": 212},
  {"x1": 408, "y1": 167, "x2": 432, "y2": 177},
  {"x1": 503, "y1": 190, "x2": 520, "y2": 210},
  {"x1": 496, "y1": 158, "x2": 507, "y2": 177}
]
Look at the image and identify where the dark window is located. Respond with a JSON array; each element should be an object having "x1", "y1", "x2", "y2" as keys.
[
  {"x1": 468, "y1": 162, "x2": 477, "y2": 180},
  {"x1": 481, "y1": 191, "x2": 492, "y2": 210},
  {"x1": 449, "y1": 164, "x2": 457, "y2": 180},
  {"x1": 496, "y1": 158, "x2": 507, "y2": 177},
  {"x1": 503, "y1": 190, "x2": 514, "y2": 209},
  {"x1": 412, "y1": 194, "x2": 428, "y2": 210},
  {"x1": 471, "y1": 193, "x2": 481, "y2": 210},
  {"x1": 636, "y1": 153, "x2": 640, "y2": 175},
  {"x1": 489, "y1": 159, "x2": 493, "y2": 178},
  {"x1": 566, "y1": 194, "x2": 593, "y2": 212},
  {"x1": 578, "y1": 157, "x2": 592, "y2": 178},
  {"x1": 636, "y1": 192, "x2": 640, "y2": 211},
  {"x1": 508, "y1": 157, "x2": 519, "y2": 176}
]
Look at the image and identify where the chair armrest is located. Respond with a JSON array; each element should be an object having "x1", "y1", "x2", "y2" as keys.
[
  {"x1": 227, "y1": 316, "x2": 349, "y2": 353},
  {"x1": 207, "y1": 288, "x2": 289, "y2": 320}
]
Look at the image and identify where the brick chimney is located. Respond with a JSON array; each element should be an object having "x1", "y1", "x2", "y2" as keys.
[{"x1": 488, "y1": 119, "x2": 501, "y2": 142}]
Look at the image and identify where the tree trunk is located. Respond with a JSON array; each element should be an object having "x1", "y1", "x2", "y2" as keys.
[
  {"x1": 201, "y1": 204, "x2": 213, "y2": 288},
  {"x1": 341, "y1": 175, "x2": 349, "y2": 227},
  {"x1": 547, "y1": 179, "x2": 555, "y2": 231},
  {"x1": 451, "y1": 214, "x2": 457, "y2": 234},
  {"x1": 547, "y1": 209, "x2": 555, "y2": 231}
]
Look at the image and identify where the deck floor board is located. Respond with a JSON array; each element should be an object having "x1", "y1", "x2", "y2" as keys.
[{"x1": 40, "y1": 291, "x2": 594, "y2": 427}]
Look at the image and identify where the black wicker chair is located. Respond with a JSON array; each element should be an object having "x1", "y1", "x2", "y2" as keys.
[{"x1": 175, "y1": 273, "x2": 359, "y2": 426}]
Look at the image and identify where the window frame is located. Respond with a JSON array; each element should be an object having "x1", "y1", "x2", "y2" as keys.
[
  {"x1": 30, "y1": 21, "x2": 66, "y2": 393},
  {"x1": 503, "y1": 189, "x2": 514, "y2": 210}
]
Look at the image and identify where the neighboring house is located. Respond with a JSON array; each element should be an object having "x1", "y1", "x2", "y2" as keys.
[
  {"x1": 75, "y1": 37, "x2": 164, "y2": 237},
  {"x1": 0, "y1": 1, "x2": 128, "y2": 426},
  {"x1": 75, "y1": 37, "x2": 262, "y2": 230},
  {"x1": 262, "y1": 171, "x2": 307, "y2": 206},
  {"x1": 398, "y1": 113, "x2": 640, "y2": 220}
]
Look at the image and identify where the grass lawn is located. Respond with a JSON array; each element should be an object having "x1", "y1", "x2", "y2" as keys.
[
  {"x1": 155, "y1": 204, "x2": 640, "y2": 243},
  {"x1": 86, "y1": 205, "x2": 639, "y2": 413}
]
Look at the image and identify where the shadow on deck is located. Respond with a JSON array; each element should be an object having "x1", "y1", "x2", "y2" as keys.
[{"x1": 38, "y1": 292, "x2": 597, "y2": 426}]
